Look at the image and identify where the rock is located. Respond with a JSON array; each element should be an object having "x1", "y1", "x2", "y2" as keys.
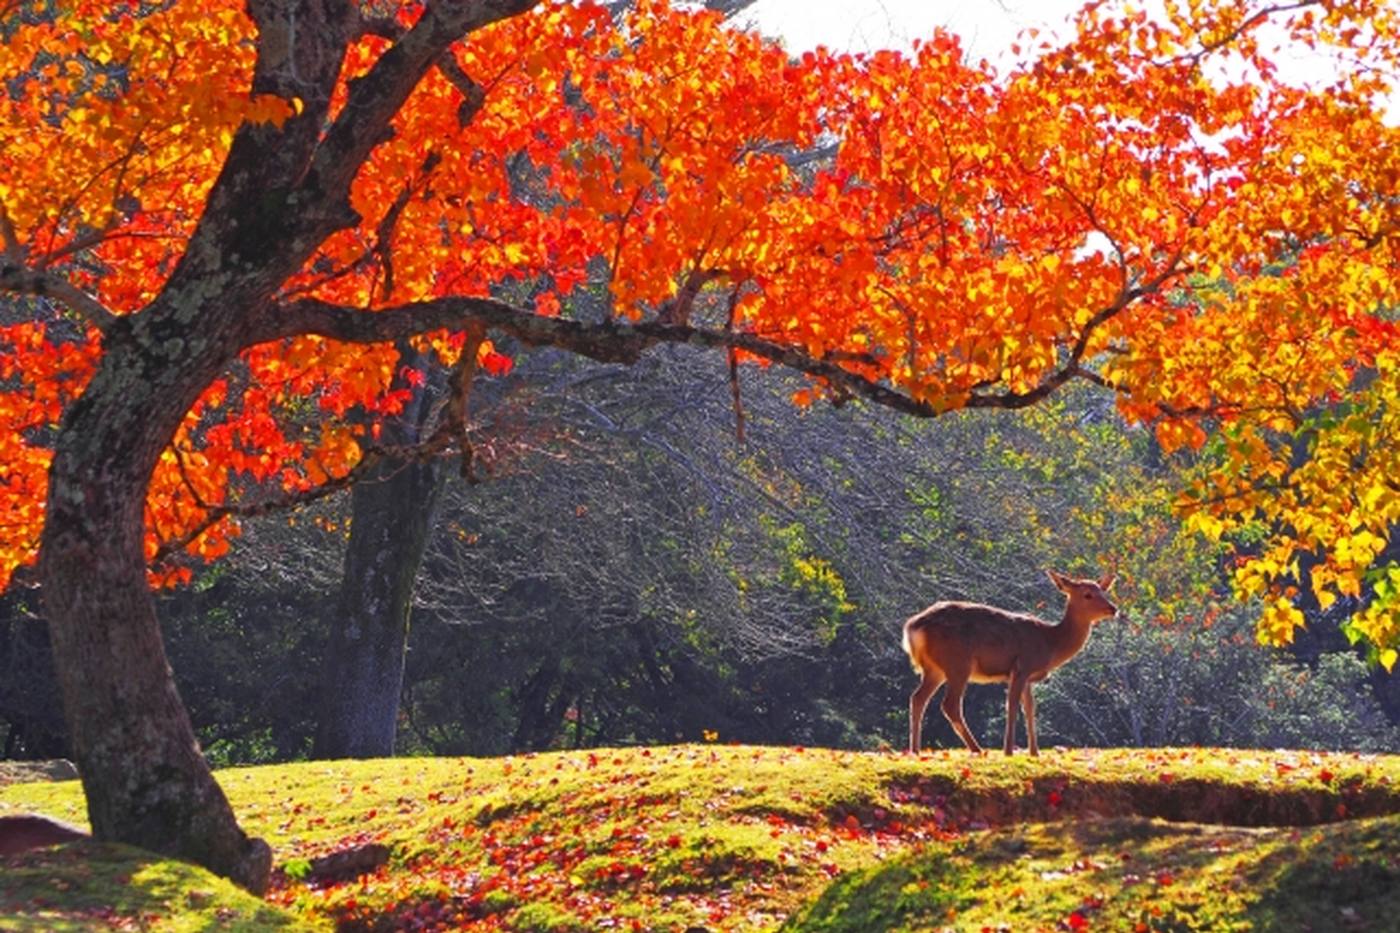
[
  {"x1": 0, "y1": 814, "x2": 89, "y2": 856},
  {"x1": 303, "y1": 842, "x2": 392, "y2": 884}
]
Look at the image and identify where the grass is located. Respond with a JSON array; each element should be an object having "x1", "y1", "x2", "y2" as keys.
[
  {"x1": 0, "y1": 840, "x2": 316, "y2": 931},
  {"x1": 784, "y1": 815, "x2": 1400, "y2": 932},
  {"x1": 2, "y1": 745, "x2": 1399, "y2": 930}
]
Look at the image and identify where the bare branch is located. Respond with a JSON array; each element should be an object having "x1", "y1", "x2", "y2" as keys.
[
  {"x1": 724, "y1": 288, "x2": 745, "y2": 444},
  {"x1": 0, "y1": 263, "x2": 118, "y2": 334},
  {"x1": 1164, "y1": 1, "x2": 1321, "y2": 64},
  {"x1": 444, "y1": 327, "x2": 485, "y2": 481}
]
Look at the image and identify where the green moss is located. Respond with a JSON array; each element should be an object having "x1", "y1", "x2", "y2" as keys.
[
  {"x1": 785, "y1": 815, "x2": 1400, "y2": 933},
  {"x1": 0, "y1": 840, "x2": 320, "y2": 931},
  {"x1": 648, "y1": 822, "x2": 791, "y2": 891},
  {"x1": 778, "y1": 842, "x2": 973, "y2": 933},
  {"x1": 511, "y1": 900, "x2": 590, "y2": 932}
]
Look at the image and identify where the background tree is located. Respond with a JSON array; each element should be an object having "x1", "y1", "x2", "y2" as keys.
[{"x1": 309, "y1": 0, "x2": 766, "y2": 761}]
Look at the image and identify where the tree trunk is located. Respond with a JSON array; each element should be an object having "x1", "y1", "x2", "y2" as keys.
[
  {"x1": 39, "y1": 326, "x2": 272, "y2": 893},
  {"x1": 313, "y1": 356, "x2": 445, "y2": 759}
]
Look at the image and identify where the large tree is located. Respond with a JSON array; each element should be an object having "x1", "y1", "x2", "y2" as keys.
[{"x1": 1, "y1": 0, "x2": 1398, "y2": 891}]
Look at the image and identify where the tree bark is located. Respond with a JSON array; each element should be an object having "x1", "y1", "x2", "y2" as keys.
[
  {"x1": 39, "y1": 323, "x2": 272, "y2": 892},
  {"x1": 313, "y1": 355, "x2": 445, "y2": 759}
]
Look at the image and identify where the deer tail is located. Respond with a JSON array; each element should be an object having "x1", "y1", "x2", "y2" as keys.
[{"x1": 901, "y1": 619, "x2": 921, "y2": 674}]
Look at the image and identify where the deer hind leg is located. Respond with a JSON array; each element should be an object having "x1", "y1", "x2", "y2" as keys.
[
  {"x1": 909, "y1": 669, "x2": 945, "y2": 753},
  {"x1": 1004, "y1": 671, "x2": 1030, "y2": 755},
  {"x1": 939, "y1": 673, "x2": 982, "y2": 753}
]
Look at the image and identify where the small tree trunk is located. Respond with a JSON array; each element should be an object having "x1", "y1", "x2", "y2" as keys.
[{"x1": 313, "y1": 358, "x2": 445, "y2": 759}]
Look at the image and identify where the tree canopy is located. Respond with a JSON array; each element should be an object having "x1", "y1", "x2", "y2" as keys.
[{"x1": 1, "y1": 0, "x2": 1399, "y2": 888}]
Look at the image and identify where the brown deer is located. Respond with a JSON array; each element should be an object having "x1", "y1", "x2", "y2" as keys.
[{"x1": 903, "y1": 570, "x2": 1117, "y2": 756}]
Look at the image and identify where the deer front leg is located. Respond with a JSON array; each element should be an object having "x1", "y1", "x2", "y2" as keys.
[
  {"x1": 1021, "y1": 682, "x2": 1039, "y2": 756},
  {"x1": 1004, "y1": 672, "x2": 1030, "y2": 755}
]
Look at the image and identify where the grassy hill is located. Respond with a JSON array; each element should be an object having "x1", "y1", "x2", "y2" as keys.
[{"x1": 3, "y1": 745, "x2": 1399, "y2": 931}]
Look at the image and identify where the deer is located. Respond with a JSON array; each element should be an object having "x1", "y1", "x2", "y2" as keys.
[{"x1": 903, "y1": 570, "x2": 1117, "y2": 756}]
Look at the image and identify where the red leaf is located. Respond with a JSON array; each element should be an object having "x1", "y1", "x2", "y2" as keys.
[{"x1": 480, "y1": 351, "x2": 514, "y2": 377}]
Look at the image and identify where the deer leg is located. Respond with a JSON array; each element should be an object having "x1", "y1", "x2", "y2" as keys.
[
  {"x1": 909, "y1": 671, "x2": 944, "y2": 753},
  {"x1": 1004, "y1": 672, "x2": 1029, "y2": 755},
  {"x1": 939, "y1": 678, "x2": 982, "y2": 753},
  {"x1": 1021, "y1": 684, "x2": 1038, "y2": 756}
]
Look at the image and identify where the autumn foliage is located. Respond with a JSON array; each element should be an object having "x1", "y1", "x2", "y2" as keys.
[
  {"x1": 2, "y1": 6, "x2": 1400, "y2": 648},
  {"x1": 4, "y1": 0, "x2": 1397, "y2": 664},
  {"x1": 3, "y1": 1, "x2": 1399, "y2": 650}
]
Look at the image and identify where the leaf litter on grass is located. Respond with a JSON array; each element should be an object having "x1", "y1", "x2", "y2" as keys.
[{"x1": 3, "y1": 744, "x2": 1399, "y2": 931}]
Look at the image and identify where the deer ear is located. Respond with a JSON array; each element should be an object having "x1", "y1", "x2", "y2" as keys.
[
  {"x1": 1047, "y1": 570, "x2": 1071, "y2": 592},
  {"x1": 1098, "y1": 574, "x2": 1116, "y2": 591}
]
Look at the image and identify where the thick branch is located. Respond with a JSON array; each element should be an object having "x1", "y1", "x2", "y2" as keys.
[
  {"x1": 266, "y1": 297, "x2": 956, "y2": 417},
  {"x1": 305, "y1": 1, "x2": 539, "y2": 215},
  {"x1": 357, "y1": 11, "x2": 488, "y2": 128},
  {"x1": 268, "y1": 244, "x2": 1187, "y2": 424},
  {"x1": 265, "y1": 296, "x2": 651, "y2": 365}
]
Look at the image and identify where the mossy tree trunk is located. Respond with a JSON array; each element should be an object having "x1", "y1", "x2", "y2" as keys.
[{"x1": 40, "y1": 313, "x2": 273, "y2": 890}]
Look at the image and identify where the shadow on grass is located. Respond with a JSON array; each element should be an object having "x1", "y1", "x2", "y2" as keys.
[
  {"x1": 782, "y1": 813, "x2": 1400, "y2": 933},
  {"x1": 1242, "y1": 817, "x2": 1400, "y2": 932}
]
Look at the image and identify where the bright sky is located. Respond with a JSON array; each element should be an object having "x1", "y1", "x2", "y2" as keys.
[
  {"x1": 745, "y1": 0, "x2": 1399, "y2": 118},
  {"x1": 745, "y1": 0, "x2": 1084, "y2": 63}
]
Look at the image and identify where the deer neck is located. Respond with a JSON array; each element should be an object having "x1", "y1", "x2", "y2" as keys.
[{"x1": 1048, "y1": 609, "x2": 1095, "y2": 666}]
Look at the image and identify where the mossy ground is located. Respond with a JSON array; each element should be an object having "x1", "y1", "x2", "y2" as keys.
[
  {"x1": 3, "y1": 745, "x2": 1398, "y2": 930},
  {"x1": 0, "y1": 840, "x2": 317, "y2": 931},
  {"x1": 784, "y1": 815, "x2": 1400, "y2": 932}
]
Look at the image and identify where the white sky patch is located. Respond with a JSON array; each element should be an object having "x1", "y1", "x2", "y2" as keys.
[
  {"x1": 745, "y1": 0, "x2": 1397, "y2": 117},
  {"x1": 744, "y1": 0, "x2": 1082, "y2": 64}
]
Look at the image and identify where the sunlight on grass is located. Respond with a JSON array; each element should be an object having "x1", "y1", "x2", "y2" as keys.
[
  {"x1": 3, "y1": 745, "x2": 1399, "y2": 930},
  {"x1": 0, "y1": 840, "x2": 317, "y2": 931}
]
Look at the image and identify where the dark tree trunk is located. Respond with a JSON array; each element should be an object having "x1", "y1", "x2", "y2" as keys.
[
  {"x1": 512, "y1": 658, "x2": 569, "y2": 751},
  {"x1": 0, "y1": 595, "x2": 68, "y2": 760},
  {"x1": 314, "y1": 353, "x2": 446, "y2": 759},
  {"x1": 40, "y1": 325, "x2": 272, "y2": 892}
]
